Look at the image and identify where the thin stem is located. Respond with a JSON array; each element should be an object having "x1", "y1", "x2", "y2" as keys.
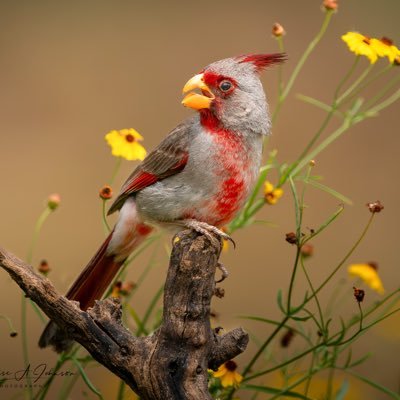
[
  {"x1": 276, "y1": 35, "x2": 285, "y2": 99},
  {"x1": 366, "y1": 87, "x2": 400, "y2": 116},
  {"x1": 101, "y1": 199, "x2": 112, "y2": 234},
  {"x1": 334, "y1": 57, "x2": 360, "y2": 100},
  {"x1": 27, "y1": 207, "x2": 52, "y2": 264},
  {"x1": 116, "y1": 380, "x2": 125, "y2": 400},
  {"x1": 364, "y1": 74, "x2": 400, "y2": 109},
  {"x1": 300, "y1": 257, "x2": 325, "y2": 334},
  {"x1": 241, "y1": 316, "x2": 290, "y2": 378},
  {"x1": 326, "y1": 349, "x2": 338, "y2": 400},
  {"x1": 110, "y1": 157, "x2": 122, "y2": 185},
  {"x1": 24, "y1": 206, "x2": 52, "y2": 399},
  {"x1": 336, "y1": 63, "x2": 374, "y2": 104},
  {"x1": 20, "y1": 295, "x2": 32, "y2": 399},
  {"x1": 272, "y1": 10, "x2": 334, "y2": 123},
  {"x1": 344, "y1": 63, "x2": 393, "y2": 105},
  {"x1": 310, "y1": 214, "x2": 375, "y2": 301}
]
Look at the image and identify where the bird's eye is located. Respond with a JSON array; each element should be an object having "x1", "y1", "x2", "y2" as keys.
[{"x1": 219, "y1": 80, "x2": 232, "y2": 92}]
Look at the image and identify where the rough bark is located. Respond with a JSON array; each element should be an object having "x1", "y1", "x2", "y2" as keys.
[{"x1": 0, "y1": 230, "x2": 248, "y2": 399}]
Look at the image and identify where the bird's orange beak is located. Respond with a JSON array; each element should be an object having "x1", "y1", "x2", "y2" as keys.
[{"x1": 182, "y1": 73, "x2": 215, "y2": 110}]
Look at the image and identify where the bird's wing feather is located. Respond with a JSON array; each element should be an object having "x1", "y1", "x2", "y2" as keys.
[{"x1": 107, "y1": 119, "x2": 192, "y2": 215}]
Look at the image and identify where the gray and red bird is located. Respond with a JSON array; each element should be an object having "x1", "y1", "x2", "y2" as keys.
[{"x1": 39, "y1": 53, "x2": 285, "y2": 351}]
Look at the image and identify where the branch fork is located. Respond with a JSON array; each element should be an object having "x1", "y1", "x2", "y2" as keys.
[{"x1": 0, "y1": 230, "x2": 248, "y2": 399}]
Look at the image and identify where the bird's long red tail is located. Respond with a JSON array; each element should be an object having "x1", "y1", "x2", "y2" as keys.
[{"x1": 39, "y1": 224, "x2": 152, "y2": 352}]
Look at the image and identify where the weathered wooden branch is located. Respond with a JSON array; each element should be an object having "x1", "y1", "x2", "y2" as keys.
[{"x1": 0, "y1": 230, "x2": 248, "y2": 399}]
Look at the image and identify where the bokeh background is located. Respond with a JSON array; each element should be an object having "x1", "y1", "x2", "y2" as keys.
[{"x1": 1, "y1": 0, "x2": 399, "y2": 398}]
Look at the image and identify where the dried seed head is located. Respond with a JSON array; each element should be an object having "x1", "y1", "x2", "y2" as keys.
[
  {"x1": 285, "y1": 232, "x2": 298, "y2": 245},
  {"x1": 10, "y1": 331, "x2": 18, "y2": 338},
  {"x1": 366, "y1": 200, "x2": 384, "y2": 213},
  {"x1": 353, "y1": 286, "x2": 365, "y2": 303},
  {"x1": 280, "y1": 328, "x2": 295, "y2": 347}
]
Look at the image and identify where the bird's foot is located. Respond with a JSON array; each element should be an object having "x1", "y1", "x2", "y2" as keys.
[{"x1": 181, "y1": 219, "x2": 236, "y2": 249}]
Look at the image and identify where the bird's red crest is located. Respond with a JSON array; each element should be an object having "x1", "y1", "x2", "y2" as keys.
[{"x1": 239, "y1": 53, "x2": 287, "y2": 72}]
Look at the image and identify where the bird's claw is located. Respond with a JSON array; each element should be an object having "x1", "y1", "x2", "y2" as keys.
[
  {"x1": 216, "y1": 262, "x2": 229, "y2": 283},
  {"x1": 181, "y1": 219, "x2": 236, "y2": 250}
]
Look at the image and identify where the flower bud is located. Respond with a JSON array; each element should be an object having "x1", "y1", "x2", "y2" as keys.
[
  {"x1": 272, "y1": 23, "x2": 285, "y2": 37},
  {"x1": 300, "y1": 243, "x2": 314, "y2": 258},
  {"x1": 99, "y1": 185, "x2": 113, "y2": 200},
  {"x1": 47, "y1": 193, "x2": 61, "y2": 210},
  {"x1": 38, "y1": 259, "x2": 51, "y2": 275},
  {"x1": 323, "y1": 0, "x2": 338, "y2": 11},
  {"x1": 309, "y1": 159, "x2": 316, "y2": 167}
]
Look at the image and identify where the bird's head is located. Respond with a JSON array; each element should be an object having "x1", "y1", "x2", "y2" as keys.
[{"x1": 182, "y1": 53, "x2": 286, "y2": 135}]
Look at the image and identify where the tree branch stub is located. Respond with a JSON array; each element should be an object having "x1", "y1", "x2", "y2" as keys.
[{"x1": 0, "y1": 230, "x2": 249, "y2": 399}]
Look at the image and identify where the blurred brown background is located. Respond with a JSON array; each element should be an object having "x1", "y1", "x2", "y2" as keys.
[{"x1": 0, "y1": 0, "x2": 399, "y2": 398}]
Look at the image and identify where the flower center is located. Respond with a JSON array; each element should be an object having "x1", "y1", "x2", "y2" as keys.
[
  {"x1": 380, "y1": 37, "x2": 393, "y2": 47},
  {"x1": 362, "y1": 36, "x2": 371, "y2": 45},
  {"x1": 125, "y1": 134, "x2": 135, "y2": 143},
  {"x1": 368, "y1": 262, "x2": 378, "y2": 270},
  {"x1": 225, "y1": 360, "x2": 238, "y2": 372}
]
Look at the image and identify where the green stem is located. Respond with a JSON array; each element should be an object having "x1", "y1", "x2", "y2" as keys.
[
  {"x1": 334, "y1": 57, "x2": 360, "y2": 100},
  {"x1": 309, "y1": 214, "x2": 375, "y2": 301},
  {"x1": 326, "y1": 349, "x2": 338, "y2": 400},
  {"x1": 272, "y1": 10, "x2": 334, "y2": 123},
  {"x1": 301, "y1": 257, "x2": 325, "y2": 335},
  {"x1": 343, "y1": 63, "x2": 393, "y2": 105},
  {"x1": 336, "y1": 63, "x2": 374, "y2": 104},
  {"x1": 366, "y1": 87, "x2": 400, "y2": 116},
  {"x1": 241, "y1": 316, "x2": 290, "y2": 378},
  {"x1": 20, "y1": 295, "x2": 32, "y2": 399},
  {"x1": 24, "y1": 206, "x2": 53, "y2": 399},
  {"x1": 27, "y1": 207, "x2": 52, "y2": 264},
  {"x1": 110, "y1": 157, "x2": 122, "y2": 185},
  {"x1": 101, "y1": 199, "x2": 112, "y2": 234},
  {"x1": 116, "y1": 380, "x2": 125, "y2": 400}
]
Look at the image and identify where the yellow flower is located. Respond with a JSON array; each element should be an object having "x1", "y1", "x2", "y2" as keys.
[
  {"x1": 264, "y1": 181, "x2": 283, "y2": 205},
  {"x1": 341, "y1": 32, "x2": 378, "y2": 64},
  {"x1": 105, "y1": 128, "x2": 147, "y2": 161},
  {"x1": 370, "y1": 37, "x2": 400, "y2": 64},
  {"x1": 213, "y1": 360, "x2": 243, "y2": 388},
  {"x1": 348, "y1": 262, "x2": 385, "y2": 294}
]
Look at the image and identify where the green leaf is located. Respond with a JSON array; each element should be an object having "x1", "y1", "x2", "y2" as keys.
[
  {"x1": 240, "y1": 315, "x2": 286, "y2": 326},
  {"x1": 290, "y1": 314, "x2": 312, "y2": 322},
  {"x1": 348, "y1": 352, "x2": 372, "y2": 368},
  {"x1": 277, "y1": 289, "x2": 286, "y2": 314},
  {"x1": 346, "y1": 370, "x2": 400, "y2": 399},
  {"x1": 127, "y1": 305, "x2": 148, "y2": 336},
  {"x1": 71, "y1": 358, "x2": 104, "y2": 399},
  {"x1": 242, "y1": 384, "x2": 313, "y2": 399},
  {"x1": 307, "y1": 179, "x2": 352, "y2": 205},
  {"x1": 335, "y1": 380, "x2": 349, "y2": 400}
]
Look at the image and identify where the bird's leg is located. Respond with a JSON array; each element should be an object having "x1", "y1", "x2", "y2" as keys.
[{"x1": 180, "y1": 219, "x2": 236, "y2": 249}]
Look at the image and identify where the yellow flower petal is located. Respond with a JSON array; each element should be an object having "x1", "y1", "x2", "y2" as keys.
[
  {"x1": 264, "y1": 181, "x2": 284, "y2": 205},
  {"x1": 105, "y1": 128, "x2": 147, "y2": 161},
  {"x1": 342, "y1": 32, "x2": 378, "y2": 64},
  {"x1": 348, "y1": 263, "x2": 385, "y2": 294},
  {"x1": 371, "y1": 38, "x2": 400, "y2": 63}
]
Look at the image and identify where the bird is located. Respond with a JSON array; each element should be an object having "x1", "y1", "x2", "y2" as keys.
[{"x1": 39, "y1": 53, "x2": 285, "y2": 352}]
